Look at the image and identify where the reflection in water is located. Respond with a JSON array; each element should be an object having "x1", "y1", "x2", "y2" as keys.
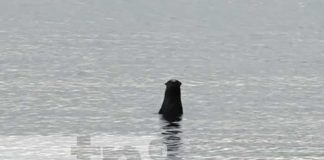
[{"x1": 161, "y1": 120, "x2": 183, "y2": 160}]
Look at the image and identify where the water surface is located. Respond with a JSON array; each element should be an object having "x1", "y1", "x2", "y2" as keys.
[{"x1": 1, "y1": 0, "x2": 324, "y2": 159}]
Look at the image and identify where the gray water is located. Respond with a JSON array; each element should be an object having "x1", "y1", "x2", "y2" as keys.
[{"x1": 1, "y1": 0, "x2": 324, "y2": 159}]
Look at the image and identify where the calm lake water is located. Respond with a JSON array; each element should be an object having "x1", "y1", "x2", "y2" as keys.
[{"x1": 1, "y1": 0, "x2": 324, "y2": 159}]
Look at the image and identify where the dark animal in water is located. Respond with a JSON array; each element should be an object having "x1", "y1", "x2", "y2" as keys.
[{"x1": 159, "y1": 79, "x2": 183, "y2": 121}]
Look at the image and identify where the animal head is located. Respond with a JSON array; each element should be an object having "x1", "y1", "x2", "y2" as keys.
[{"x1": 165, "y1": 79, "x2": 182, "y2": 87}]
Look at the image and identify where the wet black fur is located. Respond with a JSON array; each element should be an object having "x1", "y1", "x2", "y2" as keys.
[{"x1": 159, "y1": 79, "x2": 183, "y2": 121}]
